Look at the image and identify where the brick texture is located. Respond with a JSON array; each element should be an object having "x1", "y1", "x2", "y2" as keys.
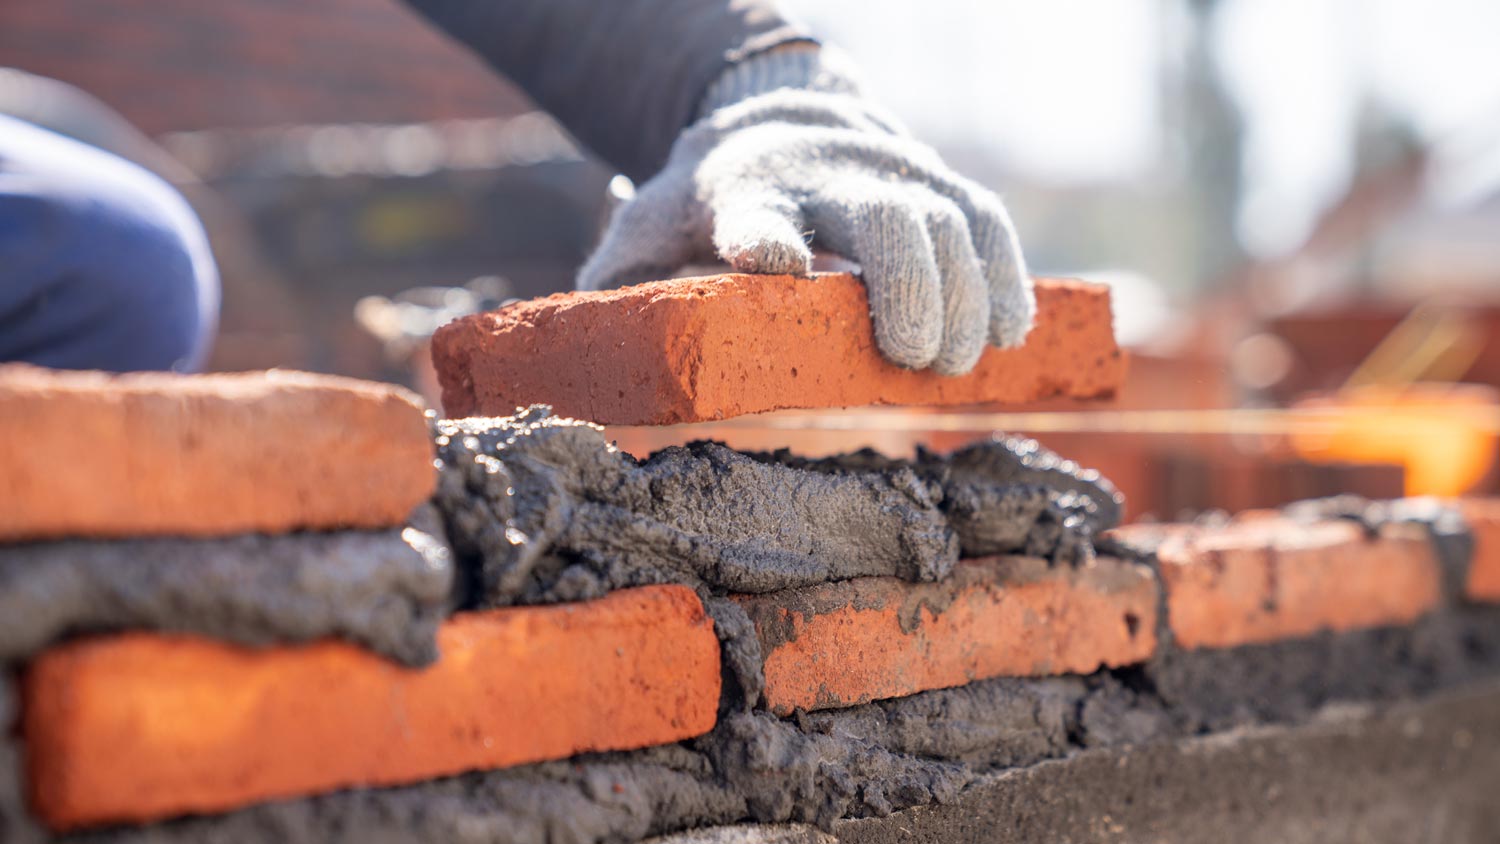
[
  {"x1": 734, "y1": 556, "x2": 1158, "y2": 716},
  {"x1": 1456, "y1": 498, "x2": 1500, "y2": 603},
  {"x1": 1154, "y1": 518, "x2": 1442, "y2": 649},
  {"x1": 0, "y1": 365, "x2": 436, "y2": 541},
  {"x1": 23, "y1": 585, "x2": 721, "y2": 831},
  {"x1": 0, "y1": 0, "x2": 528, "y2": 135},
  {"x1": 432, "y1": 274, "x2": 1125, "y2": 425}
]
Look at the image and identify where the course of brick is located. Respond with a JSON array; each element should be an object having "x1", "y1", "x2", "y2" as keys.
[
  {"x1": 431, "y1": 274, "x2": 1124, "y2": 425},
  {"x1": 735, "y1": 556, "x2": 1158, "y2": 715},
  {"x1": 1457, "y1": 498, "x2": 1500, "y2": 603},
  {"x1": 0, "y1": 365, "x2": 435, "y2": 541},
  {"x1": 1152, "y1": 517, "x2": 1442, "y2": 649},
  {"x1": 23, "y1": 585, "x2": 721, "y2": 831}
]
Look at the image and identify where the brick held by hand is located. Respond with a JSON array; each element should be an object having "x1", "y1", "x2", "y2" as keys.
[
  {"x1": 431, "y1": 274, "x2": 1124, "y2": 425},
  {"x1": 0, "y1": 365, "x2": 436, "y2": 540},
  {"x1": 23, "y1": 585, "x2": 722, "y2": 831}
]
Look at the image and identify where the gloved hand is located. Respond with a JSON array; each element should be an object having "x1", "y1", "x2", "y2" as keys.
[{"x1": 577, "y1": 46, "x2": 1033, "y2": 375}]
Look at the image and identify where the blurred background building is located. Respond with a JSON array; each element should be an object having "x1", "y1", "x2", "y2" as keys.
[{"x1": 3, "y1": 0, "x2": 1498, "y2": 518}]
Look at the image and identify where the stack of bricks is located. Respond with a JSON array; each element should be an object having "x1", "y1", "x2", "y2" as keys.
[
  {"x1": 3, "y1": 273, "x2": 1500, "y2": 842},
  {"x1": 0, "y1": 366, "x2": 724, "y2": 832}
]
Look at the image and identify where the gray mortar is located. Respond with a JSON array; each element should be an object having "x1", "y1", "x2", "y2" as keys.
[
  {"x1": 0, "y1": 521, "x2": 454, "y2": 667},
  {"x1": 2, "y1": 675, "x2": 45, "y2": 844},
  {"x1": 431, "y1": 408, "x2": 1121, "y2": 608},
  {"x1": 61, "y1": 606, "x2": 1500, "y2": 844},
  {"x1": 705, "y1": 597, "x2": 768, "y2": 711},
  {"x1": 833, "y1": 681, "x2": 1500, "y2": 844},
  {"x1": 1148, "y1": 606, "x2": 1500, "y2": 733}
]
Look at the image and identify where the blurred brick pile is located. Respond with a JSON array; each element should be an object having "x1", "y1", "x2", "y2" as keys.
[{"x1": 0, "y1": 0, "x2": 525, "y2": 134}]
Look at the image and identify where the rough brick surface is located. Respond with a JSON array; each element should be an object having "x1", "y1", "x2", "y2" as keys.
[
  {"x1": 432, "y1": 274, "x2": 1123, "y2": 425},
  {"x1": 1155, "y1": 518, "x2": 1441, "y2": 649},
  {"x1": 1456, "y1": 498, "x2": 1500, "y2": 603},
  {"x1": 23, "y1": 585, "x2": 720, "y2": 831},
  {"x1": 734, "y1": 556, "x2": 1158, "y2": 716},
  {"x1": 0, "y1": 365, "x2": 435, "y2": 541}
]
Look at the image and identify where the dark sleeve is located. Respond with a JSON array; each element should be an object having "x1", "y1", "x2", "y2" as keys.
[{"x1": 401, "y1": 0, "x2": 812, "y2": 181}]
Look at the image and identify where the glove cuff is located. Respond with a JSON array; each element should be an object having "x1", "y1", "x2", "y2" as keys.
[{"x1": 697, "y1": 44, "x2": 864, "y2": 120}]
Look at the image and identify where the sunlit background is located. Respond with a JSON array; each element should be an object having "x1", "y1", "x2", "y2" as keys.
[{"x1": 3, "y1": 0, "x2": 1498, "y2": 519}]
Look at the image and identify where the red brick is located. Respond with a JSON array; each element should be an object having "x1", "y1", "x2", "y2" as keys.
[
  {"x1": 432, "y1": 274, "x2": 1124, "y2": 425},
  {"x1": 1155, "y1": 518, "x2": 1441, "y2": 649},
  {"x1": 0, "y1": 0, "x2": 528, "y2": 135},
  {"x1": 733, "y1": 556, "x2": 1158, "y2": 716},
  {"x1": 0, "y1": 365, "x2": 435, "y2": 541},
  {"x1": 23, "y1": 585, "x2": 721, "y2": 831},
  {"x1": 1456, "y1": 498, "x2": 1500, "y2": 602}
]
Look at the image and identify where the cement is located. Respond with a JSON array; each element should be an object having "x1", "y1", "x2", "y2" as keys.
[
  {"x1": 705, "y1": 597, "x2": 767, "y2": 711},
  {"x1": 752, "y1": 437, "x2": 1121, "y2": 564},
  {"x1": 432, "y1": 408, "x2": 1121, "y2": 608},
  {"x1": 2, "y1": 675, "x2": 45, "y2": 844},
  {"x1": 833, "y1": 681, "x2": 1500, "y2": 844},
  {"x1": 1149, "y1": 606, "x2": 1500, "y2": 733},
  {"x1": 0, "y1": 522, "x2": 454, "y2": 666}
]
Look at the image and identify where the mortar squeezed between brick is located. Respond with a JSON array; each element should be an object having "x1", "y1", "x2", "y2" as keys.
[
  {"x1": 431, "y1": 405, "x2": 1121, "y2": 609},
  {"x1": 0, "y1": 522, "x2": 453, "y2": 667}
]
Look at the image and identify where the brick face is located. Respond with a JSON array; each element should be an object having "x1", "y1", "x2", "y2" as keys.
[
  {"x1": 24, "y1": 585, "x2": 722, "y2": 831},
  {"x1": 735, "y1": 556, "x2": 1159, "y2": 716},
  {"x1": 0, "y1": 365, "x2": 435, "y2": 540},
  {"x1": 0, "y1": 0, "x2": 530, "y2": 135},
  {"x1": 1154, "y1": 518, "x2": 1442, "y2": 649},
  {"x1": 432, "y1": 274, "x2": 1125, "y2": 424}
]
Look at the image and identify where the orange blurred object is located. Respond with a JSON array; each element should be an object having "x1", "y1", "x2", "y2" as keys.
[{"x1": 1290, "y1": 384, "x2": 1500, "y2": 497}]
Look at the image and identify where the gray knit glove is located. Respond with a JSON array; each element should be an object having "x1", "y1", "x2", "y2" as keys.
[{"x1": 577, "y1": 47, "x2": 1033, "y2": 375}]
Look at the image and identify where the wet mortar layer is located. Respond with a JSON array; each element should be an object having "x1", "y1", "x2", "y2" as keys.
[
  {"x1": 431, "y1": 407, "x2": 1121, "y2": 609},
  {"x1": 2, "y1": 675, "x2": 45, "y2": 844},
  {"x1": 0, "y1": 518, "x2": 454, "y2": 667},
  {"x1": 656, "y1": 679, "x2": 1500, "y2": 844},
  {"x1": 831, "y1": 681, "x2": 1500, "y2": 844},
  {"x1": 60, "y1": 605, "x2": 1500, "y2": 844}
]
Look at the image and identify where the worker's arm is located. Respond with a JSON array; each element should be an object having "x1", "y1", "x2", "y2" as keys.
[
  {"x1": 403, "y1": 1, "x2": 1032, "y2": 375},
  {"x1": 401, "y1": 0, "x2": 806, "y2": 183}
]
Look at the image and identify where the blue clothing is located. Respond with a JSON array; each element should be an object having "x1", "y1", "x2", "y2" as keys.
[{"x1": 0, "y1": 114, "x2": 218, "y2": 372}]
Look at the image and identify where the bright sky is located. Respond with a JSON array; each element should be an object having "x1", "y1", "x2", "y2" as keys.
[{"x1": 780, "y1": 0, "x2": 1500, "y2": 256}]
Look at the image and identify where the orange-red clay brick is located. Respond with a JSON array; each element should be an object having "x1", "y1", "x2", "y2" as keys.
[
  {"x1": 23, "y1": 585, "x2": 721, "y2": 831},
  {"x1": 1456, "y1": 498, "x2": 1500, "y2": 602},
  {"x1": 0, "y1": 365, "x2": 435, "y2": 541},
  {"x1": 432, "y1": 274, "x2": 1124, "y2": 425},
  {"x1": 1154, "y1": 518, "x2": 1441, "y2": 649},
  {"x1": 733, "y1": 556, "x2": 1158, "y2": 716}
]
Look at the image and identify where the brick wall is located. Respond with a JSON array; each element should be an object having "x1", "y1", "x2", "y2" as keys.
[{"x1": 0, "y1": 0, "x2": 528, "y2": 134}]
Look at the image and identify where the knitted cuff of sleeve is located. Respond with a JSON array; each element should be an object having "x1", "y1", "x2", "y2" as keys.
[{"x1": 697, "y1": 43, "x2": 865, "y2": 119}]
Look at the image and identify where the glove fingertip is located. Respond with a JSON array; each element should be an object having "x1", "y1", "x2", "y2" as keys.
[
  {"x1": 989, "y1": 287, "x2": 1037, "y2": 349},
  {"x1": 723, "y1": 236, "x2": 813, "y2": 276},
  {"x1": 873, "y1": 320, "x2": 941, "y2": 371},
  {"x1": 931, "y1": 336, "x2": 985, "y2": 376}
]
